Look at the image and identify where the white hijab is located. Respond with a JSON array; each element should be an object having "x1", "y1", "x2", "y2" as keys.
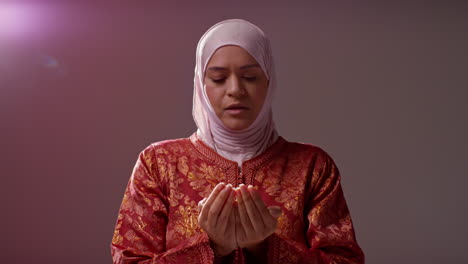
[{"x1": 192, "y1": 18, "x2": 279, "y2": 167}]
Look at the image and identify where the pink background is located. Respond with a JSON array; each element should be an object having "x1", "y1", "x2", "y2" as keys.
[{"x1": 1, "y1": 1, "x2": 467, "y2": 263}]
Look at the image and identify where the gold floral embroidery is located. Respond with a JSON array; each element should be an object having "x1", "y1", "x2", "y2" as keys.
[
  {"x1": 278, "y1": 240, "x2": 301, "y2": 263},
  {"x1": 136, "y1": 215, "x2": 147, "y2": 231},
  {"x1": 276, "y1": 213, "x2": 291, "y2": 237},
  {"x1": 263, "y1": 173, "x2": 281, "y2": 196},
  {"x1": 177, "y1": 155, "x2": 190, "y2": 176},
  {"x1": 134, "y1": 241, "x2": 150, "y2": 253},
  {"x1": 255, "y1": 169, "x2": 265, "y2": 182},
  {"x1": 156, "y1": 153, "x2": 184, "y2": 207},
  {"x1": 112, "y1": 229, "x2": 123, "y2": 245},
  {"x1": 120, "y1": 191, "x2": 131, "y2": 211},
  {"x1": 111, "y1": 137, "x2": 364, "y2": 263},
  {"x1": 154, "y1": 147, "x2": 169, "y2": 155},
  {"x1": 187, "y1": 162, "x2": 226, "y2": 198},
  {"x1": 315, "y1": 215, "x2": 354, "y2": 241},
  {"x1": 156, "y1": 156, "x2": 168, "y2": 183},
  {"x1": 173, "y1": 197, "x2": 202, "y2": 239},
  {"x1": 276, "y1": 213, "x2": 303, "y2": 238},
  {"x1": 309, "y1": 204, "x2": 322, "y2": 226},
  {"x1": 262, "y1": 156, "x2": 307, "y2": 216},
  {"x1": 166, "y1": 197, "x2": 203, "y2": 249},
  {"x1": 124, "y1": 229, "x2": 137, "y2": 242},
  {"x1": 168, "y1": 177, "x2": 184, "y2": 207}
]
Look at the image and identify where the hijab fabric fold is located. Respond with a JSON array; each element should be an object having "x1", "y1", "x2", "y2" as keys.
[{"x1": 192, "y1": 19, "x2": 279, "y2": 167}]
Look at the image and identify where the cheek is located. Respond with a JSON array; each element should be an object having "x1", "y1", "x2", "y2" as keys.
[
  {"x1": 205, "y1": 85, "x2": 223, "y2": 110},
  {"x1": 253, "y1": 83, "x2": 268, "y2": 110}
]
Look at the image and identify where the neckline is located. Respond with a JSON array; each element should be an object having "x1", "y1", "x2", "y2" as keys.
[{"x1": 189, "y1": 132, "x2": 287, "y2": 170}]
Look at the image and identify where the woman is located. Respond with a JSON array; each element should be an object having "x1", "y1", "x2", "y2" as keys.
[{"x1": 111, "y1": 19, "x2": 365, "y2": 264}]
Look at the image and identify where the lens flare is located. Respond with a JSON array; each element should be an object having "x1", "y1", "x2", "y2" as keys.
[{"x1": 0, "y1": 3, "x2": 38, "y2": 39}]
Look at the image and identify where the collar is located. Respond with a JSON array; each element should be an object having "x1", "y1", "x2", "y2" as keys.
[{"x1": 189, "y1": 131, "x2": 287, "y2": 173}]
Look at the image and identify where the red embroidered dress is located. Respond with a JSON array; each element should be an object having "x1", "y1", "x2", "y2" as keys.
[{"x1": 111, "y1": 133, "x2": 365, "y2": 263}]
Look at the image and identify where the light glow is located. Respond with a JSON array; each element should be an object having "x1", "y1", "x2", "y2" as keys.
[{"x1": 0, "y1": 3, "x2": 37, "y2": 38}]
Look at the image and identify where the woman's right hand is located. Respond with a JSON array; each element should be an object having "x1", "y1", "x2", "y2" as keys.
[{"x1": 198, "y1": 182, "x2": 237, "y2": 256}]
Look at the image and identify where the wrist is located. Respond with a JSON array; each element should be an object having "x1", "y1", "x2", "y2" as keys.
[
  {"x1": 242, "y1": 240, "x2": 268, "y2": 264},
  {"x1": 244, "y1": 240, "x2": 266, "y2": 254},
  {"x1": 210, "y1": 240, "x2": 234, "y2": 257}
]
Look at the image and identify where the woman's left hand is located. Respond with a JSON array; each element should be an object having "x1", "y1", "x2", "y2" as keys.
[{"x1": 234, "y1": 184, "x2": 282, "y2": 250}]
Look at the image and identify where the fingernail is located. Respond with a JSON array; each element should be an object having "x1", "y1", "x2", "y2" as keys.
[
  {"x1": 272, "y1": 211, "x2": 281, "y2": 218},
  {"x1": 269, "y1": 208, "x2": 282, "y2": 218}
]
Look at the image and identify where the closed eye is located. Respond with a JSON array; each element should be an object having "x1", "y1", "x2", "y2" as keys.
[
  {"x1": 212, "y1": 78, "x2": 225, "y2": 83},
  {"x1": 210, "y1": 76, "x2": 257, "y2": 84}
]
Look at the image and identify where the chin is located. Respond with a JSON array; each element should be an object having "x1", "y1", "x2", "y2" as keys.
[{"x1": 223, "y1": 120, "x2": 252, "y2": 131}]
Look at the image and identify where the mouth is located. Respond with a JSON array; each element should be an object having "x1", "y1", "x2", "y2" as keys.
[
  {"x1": 225, "y1": 107, "x2": 248, "y2": 115},
  {"x1": 225, "y1": 103, "x2": 249, "y2": 110},
  {"x1": 225, "y1": 106, "x2": 248, "y2": 110}
]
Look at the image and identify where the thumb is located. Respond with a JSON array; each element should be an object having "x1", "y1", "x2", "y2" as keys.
[
  {"x1": 267, "y1": 206, "x2": 282, "y2": 218},
  {"x1": 198, "y1": 198, "x2": 207, "y2": 210}
]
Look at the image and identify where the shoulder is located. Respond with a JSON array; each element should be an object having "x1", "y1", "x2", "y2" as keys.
[
  {"x1": 283, "y1": 140, "x2": 341, "y2": 183},
  {"x1": 138, "y1": 136, "x2": 192, "y2": 158},
  {"x1": 150, "y1": 137, "x2": 191, "y2": 150},
  {"x1": 283, "y1": 139, "x2": 334, "y2": 162},
  {"x1": 281, "y1": 139, "x2": 340, "y2": 175}
]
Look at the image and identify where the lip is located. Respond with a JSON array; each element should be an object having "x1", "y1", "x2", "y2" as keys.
[
  {"x1": 225, "y1": 108, "x2": 248, "y2": 115},
  {"x1": 225, "y1": 103, "x2": 249, "y2": 110}
]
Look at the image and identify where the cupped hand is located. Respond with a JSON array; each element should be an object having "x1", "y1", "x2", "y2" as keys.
[
  {"x1": 197, "y1": 182, "x2": 237, "y2": 256},
  {"x1": 234, "y1": 184, "x2": 282, "y2": 249}
]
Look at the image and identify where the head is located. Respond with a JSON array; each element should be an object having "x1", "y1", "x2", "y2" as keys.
[
  {"x1": 193, "y1": 19, "x2": 277, "y2": 149},
  {"x1": 204, "y1": 45, "x2": 269, "y2": 130}
]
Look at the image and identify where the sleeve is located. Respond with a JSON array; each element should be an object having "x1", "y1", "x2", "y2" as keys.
[
  {"x1": 110, "y1": 144, "x2": 215, "y2": 264},
  {"x1": 266, "y1": 151, "x2": 365, "y2": 264}
]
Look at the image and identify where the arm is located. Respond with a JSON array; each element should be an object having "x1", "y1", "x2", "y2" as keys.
[
  {"x1": 110, "y1": 144, "x2": 215, "y2": 264},
  {"x1": 267, "y1": 151, "x2": 365, "y2": 264}
]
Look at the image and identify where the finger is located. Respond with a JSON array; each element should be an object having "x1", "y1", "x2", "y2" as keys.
[
  {"x1": 217, "y1": 187, "x2": 235, "y2": 232},
  {"x1": 236, "y1": 185, "x2": 256, "y2": 234},
  {"x1": 198, "y1": 197, "x2": 206, "y2": 205},
  {"x1": 233, "y1": 206, "x2": 245, "y2": 247},
  {"x1": 208, "y1": 184, "x2": 233, "y2": 226},
  {"x1": 239, "y1": 184, "x2": 264, "y2": 233},
  {"x1": 199, "y1": 183, "x2": 225, "y2": 223},
  {"x1": 266, "y1": 206, "x2": 281, "y2": 234},
  {"x1": 229, "y1": 209, "x2": 237, "y2": 235},
  {"x1": 267, "y1": 206, "x2": 282, "y2": 218},
  {"x1": 197, "y1": 197, "x2": 207, "y2": 211},
  {"x1": 248, "y1": 185, "x2": 279, "y2": 226}
]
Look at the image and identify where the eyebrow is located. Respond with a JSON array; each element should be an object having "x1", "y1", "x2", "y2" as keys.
[{"x1": 207, "y1": 63, "x2": 261, "y2": 71}]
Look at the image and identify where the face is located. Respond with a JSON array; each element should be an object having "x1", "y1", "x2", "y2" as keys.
[{"x1": 204, "y1": 45, "x2": 269, "y2": 131}]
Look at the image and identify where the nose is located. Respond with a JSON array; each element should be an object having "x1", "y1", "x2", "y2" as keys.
[{"x1": 226, "y1": 75, "x2": 246, "y2": 97}]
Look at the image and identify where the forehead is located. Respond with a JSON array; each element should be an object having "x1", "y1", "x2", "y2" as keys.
[{"x1": 206, "y1": 45, "x2": 259, "y2": 68}]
